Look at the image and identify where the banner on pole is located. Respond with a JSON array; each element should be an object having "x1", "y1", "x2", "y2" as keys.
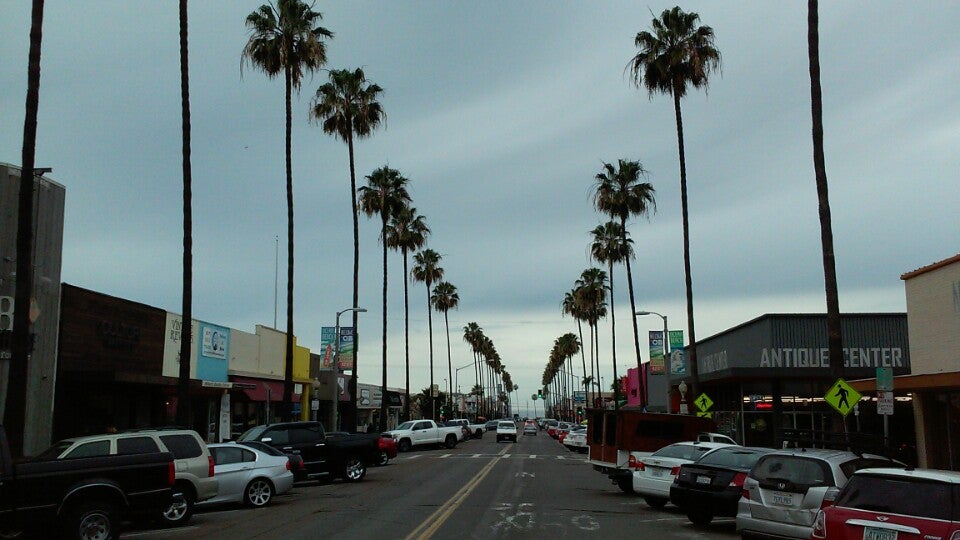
[{"x1": 648, "y1": 330, "x2": 665, "y2": 374}]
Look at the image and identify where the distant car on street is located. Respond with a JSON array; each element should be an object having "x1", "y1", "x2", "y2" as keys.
[
  {"x1": 495, "y1": 421, "x2": 518, "y2": 443},
  {"x1": 522, "y1": 421, "x2": 537, "y2": 436}
]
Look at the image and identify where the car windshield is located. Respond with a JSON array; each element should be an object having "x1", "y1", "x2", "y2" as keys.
[
  {"x1": 696, "y1": 447, "x2": 771, "y2": 469},
  {"x1": 498, "y1": 422, "x2": 515, "y2": 429},
  {"x1": 836, "y1": 474, "x2": 955, "y2": 521},
  {"x1": 237, "y1": 425, "x2": 268, "y2": 441},
  {"x1": 396, "y1": 422, "x2": 416, "y2": 431},
  {"x1": 652, "y1": 444, "x2": 713, "y2": 461}
]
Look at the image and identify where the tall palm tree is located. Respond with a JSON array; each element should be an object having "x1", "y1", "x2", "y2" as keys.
[
  {"x1": 576, "y1": 268, "x2": 607, "y2": 406},
  {"x1": 310, "y1": 67, "x2": 385, "y2": 430},
  {"x1": 807, "y1": 0, "x2": 844, "y2": 379},
  {"x1": 431, "y1": 281, "x2": 459, "y2": 413},
  {"x1": 590, "y1": 222, "x2": 632, "y2": 409},
  {"x1": 629, "y1": 6, "x2": 720, "y2": 400},
  {"x1": 557, "y1": 333, "x2": 581, "y2": 417},
  {"x1": 177, "y1": 0, "x2": 194, "y2": 428},
  {"x1": 8, "y1": 0, "x2": 45, "y2": 458},
  {"x1": 412, "y1": 249, "x2": 444, "y2": 419},
  {"x1": 385, "y1": 206, "x2": 429, "y2": 421},
  {"x1": 562, "y1": 290, "x2": 589, "y2": 407},
  {"x1": 358, "y1": 166, "x2": 411, "y2": 431},
  {"x1": 594, "y1": 159, "x2": 656, "y2": 407},
  {"x1": 462, "y1": 322, "x2": 483, "y2": 417},
  {"x1": 243, "y1": 0, "x2": 332, "y2": 419}
]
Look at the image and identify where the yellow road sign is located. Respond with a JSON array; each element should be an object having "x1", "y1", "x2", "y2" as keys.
[
  {"x1": 824, "y1": 378, "x2": 861, "y2": 417},
  {"x1": 696, "y1": 411, "x2": 713, "y2": 419},
  {"x1": 694, "y1": 392, "x2": 714, "y2": 412}
]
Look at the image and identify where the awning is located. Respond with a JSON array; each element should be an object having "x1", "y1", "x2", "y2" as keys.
[{"x1": 230, "y1": 376, "x2": 300, "y2": 402}]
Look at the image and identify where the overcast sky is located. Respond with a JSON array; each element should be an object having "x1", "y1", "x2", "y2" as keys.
[{"x1": 2, "y1": 2, "x2": 957, "y2": 415}]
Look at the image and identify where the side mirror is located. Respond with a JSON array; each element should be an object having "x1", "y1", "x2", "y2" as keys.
[{"x1": 261, "y1": 437, "x2": 272, "y2": 443}]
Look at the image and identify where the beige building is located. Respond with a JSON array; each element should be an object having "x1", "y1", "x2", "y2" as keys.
[{"x1": 855, "y1": 254, "x2": 960, "y2": 469}]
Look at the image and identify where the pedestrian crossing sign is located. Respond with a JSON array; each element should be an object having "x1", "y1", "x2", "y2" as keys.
[
  {"x1": 694, "y1": 393, "x2": 714, "y2": 413},
  {"x1": 696, "y1": 411, "x2": 712, "y2": 419},
  {"x1": 824, "y1": 378, "x2": 861, "y2": 417}
]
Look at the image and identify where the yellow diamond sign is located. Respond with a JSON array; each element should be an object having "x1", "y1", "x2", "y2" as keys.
[
  {"x1": 696, "y1": 411, "x2": 713, "y2": 419},
  {"x1": 824, "y1": 378, "x2": 861, "y2": 417},
  {"x1": 694, "y1": 392, "x2": 714, "y2": 412}
]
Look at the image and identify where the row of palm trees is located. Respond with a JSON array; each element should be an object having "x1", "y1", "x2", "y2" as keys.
[
  {"x1": 540, "y1": 333, "x2": 582, "y2": 421},
  {"x1": 463, "y1": 323, "x2": 516, "y2": 419}
]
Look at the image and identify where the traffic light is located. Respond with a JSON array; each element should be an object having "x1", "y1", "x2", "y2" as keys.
[
  {"x1": 576, "y1": 406, "x2": 583, "y2": 419},
  {"x1": 537, "y1": 388, "x2": 543, "y2": 399}
]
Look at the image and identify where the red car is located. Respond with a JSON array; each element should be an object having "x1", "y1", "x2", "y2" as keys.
[
  {"x1": 377, "y1": 435, "x2": 398, "y2": 466},
  {"x1": 812, "y1": 467, "x2": 960, "y2": 540}
]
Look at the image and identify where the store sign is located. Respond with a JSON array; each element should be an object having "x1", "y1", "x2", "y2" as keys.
[{"x1": 162, "y1": 313, "x2": 198, "y2": 379}]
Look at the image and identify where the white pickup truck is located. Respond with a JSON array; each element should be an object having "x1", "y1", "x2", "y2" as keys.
[
  {"x1": 384, "y1": 419, "x2": 463, "y2": 452},
  {"x1": 447, "y1": 418, "x2": 486, "y2": 439}
]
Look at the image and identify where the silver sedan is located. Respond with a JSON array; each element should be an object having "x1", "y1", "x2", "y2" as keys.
[{"x1": 202, "y1": 442, "x2": 294, "y2": 508}]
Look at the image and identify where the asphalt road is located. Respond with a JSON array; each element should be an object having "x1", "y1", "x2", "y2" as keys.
[{"x1": 123, "y1": 429, "x2": 740, "y2": 539}]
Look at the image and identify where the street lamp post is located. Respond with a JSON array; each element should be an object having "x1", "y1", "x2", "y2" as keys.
[
  {"x1": 636, "y1": 310, "x2": 669, "y2": 409},
  {"x1": 334, "y1": 307, "x2": 366, "y2": 432},
  {"x1": 454, "y1": 361, "x2": 473, "y2": 418}
]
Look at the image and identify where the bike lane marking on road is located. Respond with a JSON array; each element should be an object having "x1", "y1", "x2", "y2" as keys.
[{"x1": 404, "y1": 444, "x2": 511, "y2": 540}]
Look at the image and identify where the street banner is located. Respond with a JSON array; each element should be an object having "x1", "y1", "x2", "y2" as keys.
[
  {"x1": 649, "y1": 331, "x2": 665, "y2": 374},
  {"x1": 668, "y1": 330, "x2": 684, "y2": 355},
  {"x1": 320, "y1": 327, "x2": 336, "y2": 369},
  {"x1": 338, "y1": 327, "x2": 355, "y2": 370}
]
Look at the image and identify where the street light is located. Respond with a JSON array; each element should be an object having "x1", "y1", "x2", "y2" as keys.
[
  {"x1": 454, "y1": 361, "x2": 473, "y2": 417},
  {"x1": 636, "y1": 310, "x2": 669, "y2": 410},
  {"x1": 333, "y1": 307, "x2": 367, "y2": 431}
]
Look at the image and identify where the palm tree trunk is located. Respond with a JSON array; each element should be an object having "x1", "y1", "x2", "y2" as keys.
[
  {"x1": 577, "y1": 320, "x2": 588, "y2": 407},
  {"x1": 402, "y1": 249, "x2": 411, "y2": 422},
  {"x1": 426, "y1": 283, "x2": 435, "y2": 419},
  {"x1": 589, "y1": 323, "x2": 596, "y2": 407},
  {"x1": 444, "y1": 311, "x2": 453, "y2": 414},
  {"x1": 177, "y1": 0, "x2": 193, "y2": 428},
  {"x1": 622, "y1": 219, "x2": 646, "y2": 407},
  {"x1": 347, "y1": 125, "x2": 359, "y2": 432},
  {"x1": 379, "y1": 216, "x2": 388, "y2": 431},
  {"x1": 7, "y1": 0, "x2": 44, "y2": 458},
  {"x1": 281, "y1": 64, "x2": 296, "y2": 421},
  {"x1": 808, "y1": 0, "x2": 844, "y2": 379},
  {"x1": 609, "y1": 261, "x2": 620, "y2": 410},
  {"x1": 673, "y1": 88, "x2": 699, "y2": 402}
]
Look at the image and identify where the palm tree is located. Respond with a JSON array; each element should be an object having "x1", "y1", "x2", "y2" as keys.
[
  {"x1": 576, "y1": 268, "x2": 607, "y2": 406},
  {"x1": 807, "y1": 0, "x2": 844, "y2": 380},
  {"x1": 431, "y1": 281, "x2": 459, "y2": 413},
  {"x1": 385, "y1": 206, "x2": 429, "y2": 421},
  {"x1": 590, "y1": 222, "x2": 632, "y2": 409},
  {"x1": 359, "y1": 166, "x2": 411, "y2": 431},
  {"x1": 562, "y1": 290, "x2": 590, "y2": 404},
  {"x1": 557, "y1": 333, "x2": 581, "y2": 418},
  {"x1": 412, "y1": 249, "x2": 444, "y2": 419},
  {"x1": 8, "y1": 0, "x2": 45, "y2": 457},
  {"x1": 462, "y1": 322, "x2": 483, "y2": 417},
  {"x1": 177, "y1": 0, "x2": 194, "y2": 428},
  {"x1": 629, "y1": 6, "x2": 720, "y2": 400},
  {"x1": 310, "y1": 67, "x2": 385, "y2": 430},
  {"x1": 594, "y1": 159, "x2": 656, "y2": 407},
  {"x1": 243, "y1": 0, "x2": 332, "y2": 419}
]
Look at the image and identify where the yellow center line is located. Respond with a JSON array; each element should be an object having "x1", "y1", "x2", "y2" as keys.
[{"x1": 404, "y1": 445, "x2": 510, "y2": 540}]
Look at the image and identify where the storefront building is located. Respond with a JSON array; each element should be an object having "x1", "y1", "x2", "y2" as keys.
[
  {"x1": 356, "y1": 382, "x2": 403, "y2": 432},
  {"x1": 851, "y1": 254, "x2": 960, "y2": 470},
  {"x1": 670, "y1": 313, "x2": 912, "y2": 451}
]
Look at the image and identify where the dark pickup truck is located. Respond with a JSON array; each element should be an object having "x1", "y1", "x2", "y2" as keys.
[
  {"x1": 237, "y1": 421, "x2": 379, "y2": 483},
  {"x1": 0, "y1": 425, "x2": 174, "y2": 539}
]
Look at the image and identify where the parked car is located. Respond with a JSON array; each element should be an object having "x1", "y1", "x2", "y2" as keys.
[
  {"x1": 202, "y1": 443, "x2": 294, "y2": 508},
  {"x1": 238, "y1": 421, "x2": 380, "y2": 483},
  {"x1": 812, "y1": 467, "x2": 960, "y2": 540},
  {"x1": 1, "y1": 425, "x2": 175, "y2": 539},
  {"x1": 444, "y1": 421, "x2": 471, "y2": 442},
  {"x1": 696, "y1": 432, "x2": 738, "y2": 445},
  {"x1": 377, "y1": 435, "x2": 398, "y2": 466},
  {"x1": 447, "y1": 418, "x2": 486, "y2": 438},
  {"x1": 35, "y1": 428, "x2": 218, "y2": 527},
  {"x1": 382, "y1": 420, "x2": 462, "y2": 452},
  {"x1": 669, "y1": 446, "x2": 775, "y2": 526},
  {"x1": 522, "y1": 421, "x2": 537, "y2": 436},
  {"x1": 632, "y1": 441, "x2": 735, "y2": 508},
  {"x1": 736, "y1": 448, "x2": 901, "y2": 540},
  {"x1": 563, "y1": 426, "x2": 588, "y2": 453},
  {"x1": 495, "y1": 421, "x2": 518, "y2": 443},
  {"x1": 237, "y1": 440, "x2": 306, "y2": 481},
  {"x1": 548, "y1": 422, "x2": 569, "y2": 439},
  {"x1": 484, "y1": 420, "x2": 500, "y2": 433}
]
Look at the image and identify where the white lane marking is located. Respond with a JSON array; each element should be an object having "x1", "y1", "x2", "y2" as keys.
[
  {"x1": 440, "y1": 454, "x2": 452, "y2": 458},
  {"x1": 404, "y1": 454, "x2": 423, "y2": 460},
  {"x1": 472, "y1": 453, "x2": 483, "y2": 458},
  {"x1": 529, "y1": 455, "x2": 537, "y2": 459},
  {"x1": 516, "y1": 472, "x2": 535, "y2": 478}
]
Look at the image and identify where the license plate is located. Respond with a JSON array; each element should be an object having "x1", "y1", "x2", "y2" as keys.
[
  {"x1": 863, "y1": 527, "x2": 897, "y2": 540},
  {"x1": 651, "y1": 468, "x2": 664, "y2": 477},
  {"x1": 696, "y1": 475, "x2": 712, "y2": 484},
  {"x1": 770, "y1": 492, "x2": 793, "y2": 506}
]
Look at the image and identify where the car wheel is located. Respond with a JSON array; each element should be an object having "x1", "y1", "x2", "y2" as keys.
[
  {"x1": 686, "y1": 511, "x2": 713, "y2": 526},
  {"x1": 398, "y1": 439, "x2": 412, "y2": 452},
  {"x1": 342, "y1": 455, "x2": 366, "y2": 482},
  {"x1": 444, "y1": 435, "x2": 458, "y2": 449},
  {"x1": 643, "y1": 496, "x2": 668, "y2": 509},
  {"x1": 377, "y1": 450, "x2": 389, "y2": 466},
  {"x1": 616, "y1": 476, "x2": 635, "y2": 494},
  {"x1": 244, "y1": 478, "x2": 274, "y2": 507},
  {"x1": 158, "y1": 490, "x2": 193, "y2": 527},
  {"x1": 64, "y1": 501, "x2": 119, "y2": 540}
]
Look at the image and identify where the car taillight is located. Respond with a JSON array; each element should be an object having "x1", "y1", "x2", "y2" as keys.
[
  {"x1": 670, "y1": 466, "x2": 681, "y2": 476},
  {"x1": 811, "y1": 509, "x2": 827, "y2": 538},
  {"x1": 729, "y1": 472, "x2": 747, "y2": 488},
  {"x1": 820, "y1": 486, "x2": 839, "y2": 510},
  {"x1": 208, "y1": 455, "x2": 215, "y2": 477},
  {"x1": 167, "y1": 461, "x2": 176, "y2": 486},
  {"x1": 741, "y1": 487, "x2": 750, "y2": 500},
  {"x1": 286, "y1": 460, "x2": 291, "y2": 471},
  {"x1": 628, "y1": 455, "x2": 645, "y2": 470}
]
